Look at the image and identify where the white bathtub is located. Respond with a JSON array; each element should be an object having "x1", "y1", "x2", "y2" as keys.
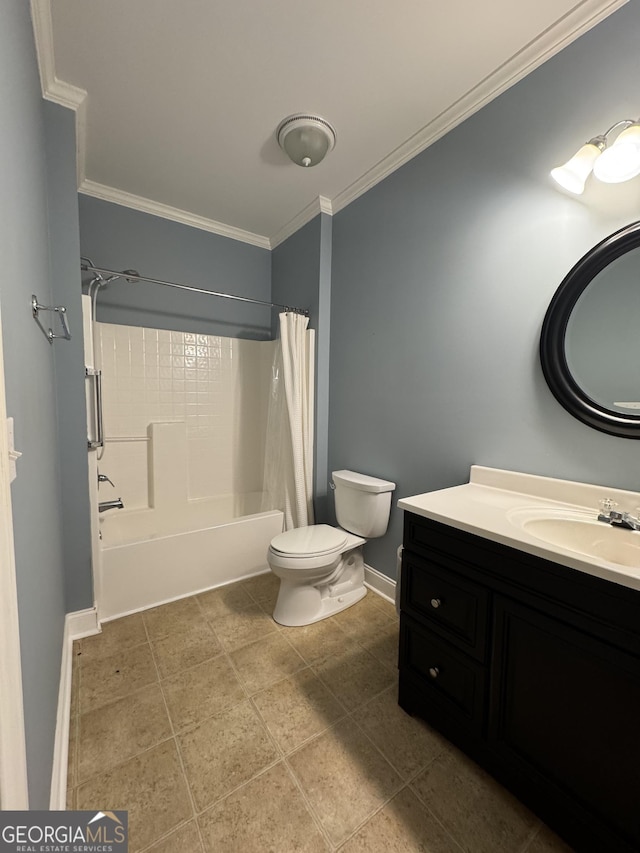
[{"x1": 98, "y1": 495, "x2": 284, "y2": 620}]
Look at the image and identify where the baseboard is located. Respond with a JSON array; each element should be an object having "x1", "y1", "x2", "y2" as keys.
[
  {"x1": 49, "y1": 607, "x2": 100, "y2": 810},
  {"x1": 364, "y1": 563, "x2": 397, "y2": 606}
]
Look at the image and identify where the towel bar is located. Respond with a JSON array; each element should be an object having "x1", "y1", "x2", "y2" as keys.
[{"x1": 32, "y1": 294, "x2": 71, "y2": 344}]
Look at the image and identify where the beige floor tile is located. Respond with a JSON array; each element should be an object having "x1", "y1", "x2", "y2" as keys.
[
  {"x1": 79, "y1": 642, "x2": 158, "y2": 714},
  {"x1": 287, "y1": 717, "x2": 403, "y2": 846},
  {"x1": 76, "y1": 740, "x2": 192, "y2": 853},
  {"x1": 67, "y1": 713, "x2": 77, "y2": 789},
  {"x1": 142, "y1": 596, "x2": 204, "y2": 641},
  {"x1": 145, "y1": 820, "x2": 204, "y2": 853},
  {"x1": 365, "y1": 620, "x2": 400, "y2": 671},
  {"x1": 77, "y1": 684, "x2": 172, "y2": 783},
  {"x1": 198, "y1": 763, "x2": 328, "y2": 853},
  {"x1": 230, "y1": 632, "x2": 306, "y2": 693},
  {"x1": 66, "y1": 787, "x2": 75, "y2": 810},
  {"x1": 150, "y1": 620, "x2": 222, "y2": 678},
  {"x1": 332, "y1": 594, "x2": 397, "y2": 647},
  {"x1": 358, "y1": 685, "x2": 447, "y2": 779},
  {"x1": 411, "y1": 746, "x2": 538, "y2": 853},
  {"x1": 341, "y1": 787, "x2": 462, "y2": 852},
  {"x1": 197, "y1": 582, "x2": 255, "y2": 621},
  {"x1": 178, "y1": 699, "x2": 278, "y2": 811},
  {"x1": 526, "y1": 825, "x2": 575, "y2": 853},
  {"x1": 252, "y1": 668, "x2": 346, "y2": 753},
  {"x1": 75, "y1": 614, "x2": 147, "y2": 663},
  {"x1": 211, "y1": 603, "x2": 278, "y2": 653},
  {"x1": 241, "y1": 571, "x2": 281, "y2": 612},
  {"x1": 368, "y1": 594, "x2": 399, "y2": 622},
  {"x1": 280, "y1": 618, "x2": 350, "y2": 665},
  {"x1": 162, "y1": 655, "x2": 246, "y2": 732},
  {"x1": 313, "y1": 645, "x2": 395, "y2": 711}
]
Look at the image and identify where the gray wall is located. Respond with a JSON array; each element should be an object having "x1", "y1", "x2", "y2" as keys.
[
  {"x1": 329, "y1": 0, "x2": 640, "y2": 579},
  {"x1": 79, "y1": 196, "x2": 272, "y2": 340},
  {"x1": 0, "y1": 0, "x2": 68, "y2": 808},
  {"x1": 271, "y1": 214, "x2": 333, "y2": 520},
  {"x1": 45, "y1": 102, "x2": 93, "y2": 613}
]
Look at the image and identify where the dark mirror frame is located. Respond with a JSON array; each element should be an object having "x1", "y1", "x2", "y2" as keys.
[{"x1": 540, "y1": 220, "x2": 640, "y2": 439}]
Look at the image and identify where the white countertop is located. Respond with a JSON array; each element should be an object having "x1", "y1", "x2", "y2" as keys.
[{"x1": 398, "y1": 466, "x2": 640, "y2": 592}]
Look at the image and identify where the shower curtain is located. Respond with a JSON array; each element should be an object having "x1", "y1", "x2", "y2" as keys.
[{"x1": 262, "y1": 312, "x2": 315, "y2": 530}]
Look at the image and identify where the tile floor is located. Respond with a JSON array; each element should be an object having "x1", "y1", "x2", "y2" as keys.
[{"x1": 67, "y1": 574, "x2": 574, "y2": 852}]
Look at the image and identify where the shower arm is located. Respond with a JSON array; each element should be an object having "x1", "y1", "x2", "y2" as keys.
[{"x1": 80, "y1": 260, "x2": 309, "y2": 316}]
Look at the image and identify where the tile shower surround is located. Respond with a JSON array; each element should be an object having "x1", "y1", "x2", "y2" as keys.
[
  {"x1": 97, "y1": 323, "x2": 275, "y2": 509},
  {"x1": 67, "y1": 580, "x2": 573, "y2": 853}
]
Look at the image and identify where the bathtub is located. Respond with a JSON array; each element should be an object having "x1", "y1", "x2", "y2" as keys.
[{"x1": 98, "y1": 494, "x2": 284, "y2": 620}]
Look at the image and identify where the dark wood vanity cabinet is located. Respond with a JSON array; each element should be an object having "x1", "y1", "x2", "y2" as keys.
[{"x1": 399, "y1": 512, "x2": 640, "y2": 853}]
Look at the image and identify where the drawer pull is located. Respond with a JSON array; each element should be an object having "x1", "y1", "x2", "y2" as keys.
[
  {"x1": 428, "y1": 666, "x2": 440, "y2": 679},
  {"x1": 430, "y1": 598, "x2": 442, "y2": 609}
]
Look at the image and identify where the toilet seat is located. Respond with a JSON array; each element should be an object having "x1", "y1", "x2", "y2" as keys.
[{"x1": 270, "y1": 524, "x2": 348, "y2": 559}]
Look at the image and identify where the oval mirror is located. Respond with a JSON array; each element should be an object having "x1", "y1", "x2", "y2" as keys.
[{"x1": 540, "y1": 220, "x2": 640, "y2": 438}]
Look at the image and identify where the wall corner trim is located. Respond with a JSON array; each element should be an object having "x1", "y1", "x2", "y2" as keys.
[
  {"x1": 30, "y1": 0, "x2": 88, "y2": 187},
  {"x1": 49, "y1": 607, "x2": 100, "y2": 810},
  {"x1": 364, "y1": 563, "x2": 397, "y2": 606},
  {"x1": 271, "y1": 196, "x2": 334, "y2": 249}
]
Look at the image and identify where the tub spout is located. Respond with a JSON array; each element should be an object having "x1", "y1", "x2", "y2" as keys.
[{"x1": 98, "y1": 498, "x2": 124, "y2": 513}]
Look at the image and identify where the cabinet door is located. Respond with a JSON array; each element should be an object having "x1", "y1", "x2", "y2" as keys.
[
  {"x1": 400, "y1": 615, "x2": 486, "y2": 735},
  {"x1": 490, "y1": 595, "x2": 640, "y2": 851}
]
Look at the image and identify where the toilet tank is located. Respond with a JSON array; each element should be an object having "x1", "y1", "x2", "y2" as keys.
[{"x1": 332, "y1": 470, "x2": 396, "y2": 538}]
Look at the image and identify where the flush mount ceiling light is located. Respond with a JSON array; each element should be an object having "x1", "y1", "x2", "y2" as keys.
[
  {"x1": 277, "y1": 114, "x2": 336, "y2": 167},
  {"x1": 551, "y1": 119, "x2": 640, "y2": 194}
]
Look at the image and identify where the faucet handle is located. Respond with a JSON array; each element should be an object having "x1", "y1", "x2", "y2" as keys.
[
  {"x1": 599, "y1": 498, "x2": 618, "y2": 513},
  {"x1": 98, "y1": 472, "x2": 115, "y2": 488}
]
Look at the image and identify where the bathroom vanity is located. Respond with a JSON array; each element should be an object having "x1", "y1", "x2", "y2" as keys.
[{"x1": 398, "y1": 467, "x2": 640, "y2": 853}]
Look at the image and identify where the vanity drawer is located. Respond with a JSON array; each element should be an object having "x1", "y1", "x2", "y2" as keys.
[
  {"x1": 401, "y1": 553, "x2": 489, "y2": 661},
  {"x1": 399, "y1": 615, "x2": 486, "y2": 734}
]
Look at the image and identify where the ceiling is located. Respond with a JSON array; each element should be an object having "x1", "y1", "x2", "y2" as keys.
[{"x1": 32, "y1": 0, "x2": 625, "y2": 248}]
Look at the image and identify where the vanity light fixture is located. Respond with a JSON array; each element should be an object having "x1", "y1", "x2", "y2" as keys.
[
  {"x1": 551, "y1": 119, "x2": 640, "y2": 194},
  {"x1": 276, "y1": 114, "x2": 336, "y2": 167}
]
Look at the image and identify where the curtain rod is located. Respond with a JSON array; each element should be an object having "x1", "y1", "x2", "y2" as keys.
[{"x1": 80, "y1": 261, "x2": 309, "y2": 316}]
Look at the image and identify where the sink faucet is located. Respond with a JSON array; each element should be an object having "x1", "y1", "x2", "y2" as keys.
[
  {"x1": 98, "y1": 498, "x2": 124, "y2": 513},
  {"x1": 597, "y1": 498, "x2": 640, "y2": 531}
]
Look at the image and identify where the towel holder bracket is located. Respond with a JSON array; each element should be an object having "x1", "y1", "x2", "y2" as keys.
[{"x1": 32, "y1": 294, "x2": 71, "y2": 344}]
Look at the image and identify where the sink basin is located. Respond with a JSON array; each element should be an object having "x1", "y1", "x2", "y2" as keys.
[{"x1": 508, "y1": 507, "x2": 640, "y2": 568}]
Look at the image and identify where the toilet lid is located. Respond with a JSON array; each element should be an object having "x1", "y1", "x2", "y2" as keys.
[{"x1": 270, "y1": 524, "x2": 348, "y2": 557}]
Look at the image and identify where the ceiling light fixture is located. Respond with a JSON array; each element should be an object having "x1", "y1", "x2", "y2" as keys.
[
  {"x1": 277, "y1": 114, "x2": 336, "y2": 167},
  {"x1": 551, "y1": 119, "x2": 640, "y2": 194}
]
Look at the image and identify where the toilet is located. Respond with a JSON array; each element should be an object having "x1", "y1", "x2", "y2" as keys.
[{"x1": 268, "y1": 469, "x2": 396, "y2": 626}]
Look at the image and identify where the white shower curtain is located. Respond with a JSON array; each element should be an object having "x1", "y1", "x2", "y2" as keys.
[{"x1": 262, "y1": 312, "x2": 315, "y2": 530}]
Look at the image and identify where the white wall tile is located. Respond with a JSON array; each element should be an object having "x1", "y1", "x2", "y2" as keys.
[{"x1": 97, "y1": 322, "x2": 274, "y2": 509}]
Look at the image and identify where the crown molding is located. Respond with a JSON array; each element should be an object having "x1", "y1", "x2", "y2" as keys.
[
  {"x1": 332, "y1": 0, "x2": 628, "y2": 215},
  {"x1": 30, "y1": 0, "x2": 626, "y2": 248},
  {"x1": 270, "y1": 196, "x2": 334, "y2": 249},
  {"x1": 30, "y1": 0, "x2": 88, "y2": 184},
  {"x1": 79, "y1": 180, "x2": 272, "y2": 249}
]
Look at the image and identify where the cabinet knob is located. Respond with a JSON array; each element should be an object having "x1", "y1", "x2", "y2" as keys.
[
  {"x1": 428, "y1": 666, "x2": 440, "y2": 679},
  {"x1": 430, "y1": 598, "x2": 442, "y2": 609}
]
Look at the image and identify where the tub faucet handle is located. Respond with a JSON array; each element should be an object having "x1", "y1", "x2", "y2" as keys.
[{"x1": 98, "y1": 472, "x2": 115, "y2": 488}]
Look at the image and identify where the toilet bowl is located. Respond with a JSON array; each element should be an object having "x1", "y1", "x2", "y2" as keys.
[{"x1": 268, "y1": 470, "x2": 395, "y2": 626}]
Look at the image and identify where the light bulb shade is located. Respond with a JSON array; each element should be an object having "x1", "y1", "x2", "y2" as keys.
[
  {"x1": 550, "y1": 141, "x2": 603, "y2": 194},
  {"x1": 593, "y1": 124, "x2": 640, "y2": 183},
  {"x1": 277, "y1": 114, "x2": 336, "y2": 167}
]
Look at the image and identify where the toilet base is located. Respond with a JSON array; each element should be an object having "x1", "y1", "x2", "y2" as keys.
[{"x1": 272, "y1": 549, "x2": 366, "y2": 627}]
